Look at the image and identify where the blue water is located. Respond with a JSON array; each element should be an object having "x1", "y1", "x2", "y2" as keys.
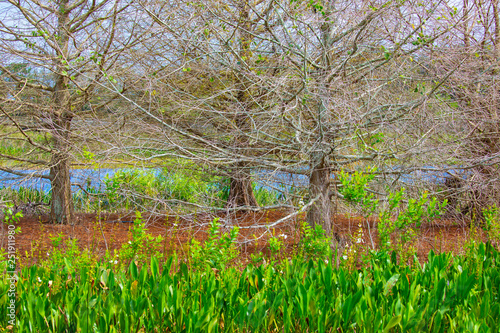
[
  {"x1": 0, "y1": 168, "x2": 136, "y2": 193},
  {"x1": 0, "y1": 166, "x2": 469, "y2": 193}
]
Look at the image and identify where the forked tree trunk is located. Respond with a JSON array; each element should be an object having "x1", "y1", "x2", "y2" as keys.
[
  {"x1": 226, "y1": 169, "x2": 258, "y2": 208},
  {"x1": 306, "y1": 158, "x2": 333, "y2": 236}
]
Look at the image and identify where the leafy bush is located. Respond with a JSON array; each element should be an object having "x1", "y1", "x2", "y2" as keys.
[
  {"x1": 252, "y1": 184, "x2": 285, "y2": 207},
  {"x1": 378, "y1": 189, "x2": 447, "y2": 261},
  {"x1": 190, "y1": 217, "x2": 240, "y2": 270},
  {"x1": 298, "y1": 221, "x2": 331, "y2": 261},
  {"x1": 103, "y1": 169, "x2": 159, "y2": 210},
  {"x1": 41, "y1": 235, "x2": 96, "y2": 271},
  {"x1": 2, "y1": 203, "x2": 23, "y2": 226},
  {"x1": 157, "y1": 169, "x2": 210, "y2": 204},
  {"x1": 117, "y1": 212, "x2": 164, "y2": 268},
  {"x1": 336, "y1": 167, "x2": 447, "y2": 263},
  {"x1": 483, "y1": 205, "x2": 500, "y2": 248},
  {"x1": 337, "y1": 167, "x2": 377, "y2": 209}
]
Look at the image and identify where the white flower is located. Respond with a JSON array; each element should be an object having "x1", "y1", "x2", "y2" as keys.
[
  {"x1": 128, "y1": 241, "x2": 132, "y2": 244},
  {"x1": 37, "y1": 277, "x2": 42, "y2": 283},
  {"x1": 299, "y1": 200, "x2": 304, "y2": 206},
  {"x1": 324, "y1": 260, "x2": 329, "y2": 264},
  {"x1": 342, "y1": 255, "x2": 348, "y2": 260},
  {"x1": 280, "y1": 234, "x2": 288, "y2": 239},
  {"x1": 356, "y1": 238, "x2": 363, "y2": 244},
  {"x1": 114, "y1": 260, "x2": 118, "y2": 264}
]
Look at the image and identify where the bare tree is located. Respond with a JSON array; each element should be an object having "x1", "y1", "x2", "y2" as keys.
[
  {"x1": 427, "y1": 0, "x2": 500, "y2": 219},
  {"x1": 115, "y1": 0, "x2": 461, "y2": 239},
  {"x1": 0, "y1": 0, "x2": 148, "y2": 223}
]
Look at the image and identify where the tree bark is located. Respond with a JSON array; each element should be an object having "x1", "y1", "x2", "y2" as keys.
[
  {"x1": 226, "y1": 160, "x2": 258, "y2": 208},
  {"x1": 50, "y1": 148, "x2": 73, "y2": 224},
  {"x1": 50, "y1": 0, "x2": 73, "y2": 224},
  {"x1": 304, "y1": 1, "x2": 335, "y2": 236},
  {"x1": 227, "y1": 173, "x2": 258, "y2": 208},
  {"x1": 306, "y1": 156, "x2": 333, "y2": 235},
  {"x1": 225, "y1": 1, "x2": 258, "y2": 210}
]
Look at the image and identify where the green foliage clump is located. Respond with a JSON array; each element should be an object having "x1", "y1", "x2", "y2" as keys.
[
  {"x1": 337, "y1": 167, "x2": 378, "y2": 211},
  {"x1": 117, "y1": 212, "x2": 164, "y2": 268},
  {"x1": 298, "y1": 221, "x2": 331, "y2": 261},
  {"x1": 378, "y1": 189, "x2": 447, "y2": 263},
  {"x1": 3, "y1": 243, "x2": 500, "y2": 332},
  {"x1": 336, "y1": 166, "x2": 447, "y2": 264},
  {"x1": 97, "y1": 169, "x2": 284, "y2": 211},
  {"x1": 41, "y1": 233, "x2": 96, "y2": 271},
  {"x1": 252, "y1": 184, "x2": 285, "y2": 207},
  {"x1": 158, "y1": 169, "x2": 210, "y2": 204},
  {"x1": 482, "y1": 205, "x2": 500, "y2": 248},
  {"x1": 2, "y1": 203, "x2": 23, "y2": 227},
  {"x1": 190, "y1": 217, "x2": 240, "y2": 271},
  {"x1": 103, "y1": 169, "x2": 159, "y2": 210},
  {"x1": 0, "y1": 187, "x2": 50, "y2": 207}
]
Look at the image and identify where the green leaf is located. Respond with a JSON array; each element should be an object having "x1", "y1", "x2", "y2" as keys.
[
  {"x1": 384, "y1": 274, "x2": 400, "y2": 296},
  {"x1": 383, "y1": 315, "x2": 401, "y2": 333},
  {"x1": 151, "y1": 256, "x2": 159, "y2": 279},
  {"x1": 130, "y1": 261, "x2": 138, "y2": 280}
]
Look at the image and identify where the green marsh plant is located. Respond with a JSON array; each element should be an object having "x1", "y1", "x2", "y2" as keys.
[
  {"x1": 4, "y1": 243, "x2": 499, "y2": 332},
  {"x1": 190, "y1": 217, "x2": 240, "y2": 271},
  {"x1": 336, "y1": 167, "x2": 447, "y2": 264},
  {"x1": 2, "y1": 202, "x2": 23, "y2": 228},
  {"x1": 298, "y1": 221, "x2": 332, "y2": 262},
  {"x1": 36, "y1": 232, "x2": 97, "y2": 272},
  {"x1": 118, "y1": 211, "x2": 164, "y2": 269},
  {"x1": 482, "y1": 205, "x2": 500, "y2": 249},
  {"x1": 266, "y1": 230, "x2": 287, "y2": 265},
  {"x1": 378, "y1": 189, "x2": 447, "y2": 264},
  {"x1": 343, "y1": 223, "x2": 367, "y2": 271},
  {"x1": 337, "y1": 167, "x2": 379, "y2": 248}
]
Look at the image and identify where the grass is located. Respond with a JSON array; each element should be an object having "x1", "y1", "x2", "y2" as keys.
[{"x1": 1, "y1": 241, "x2": 499, "y2": 332}]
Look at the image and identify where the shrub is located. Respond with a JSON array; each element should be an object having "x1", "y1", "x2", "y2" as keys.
[
  {"x1": 118, "y1": 212, "x2": 164, "y2": 268},
  {"x1": 298, "y1": 221, "x2": 331, "y2": 261},
  {"x1": 190, "y1": 217, "x2": 240, "y2": 270}
]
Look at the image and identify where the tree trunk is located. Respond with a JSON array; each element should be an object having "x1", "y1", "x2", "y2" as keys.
[
  {"x1": 224, "y1": 1, "x2": 258, "y2": 210},
  {"x1": 49, "y1": 113, "x2": 73, "y2": 224},
  {"x1": 306, "y1": 157, "x2": 333, "y2": 236},
  {"x1": 226, "y1": 167, "x2": 258, "y2": 208},
  {"x1": 49, "y1": 0, "x2": 73, "y2": 224},
  {"x1": 50, "y1": 149, "x2": 73, "y2": 224},
  {"x1": 305, "y1": 0, "x2": 335, "y2": 236}
]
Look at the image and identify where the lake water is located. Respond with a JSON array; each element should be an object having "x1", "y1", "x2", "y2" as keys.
[
  {"x1": 0, "y1": 168, "x2": 125, "y2": 193},
  {"x1": 0, "y1": 167, "x2": 467, "y2": 193},
  {"x1": 0, "y1": 168, "x2": 310, "y2": 193}
]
